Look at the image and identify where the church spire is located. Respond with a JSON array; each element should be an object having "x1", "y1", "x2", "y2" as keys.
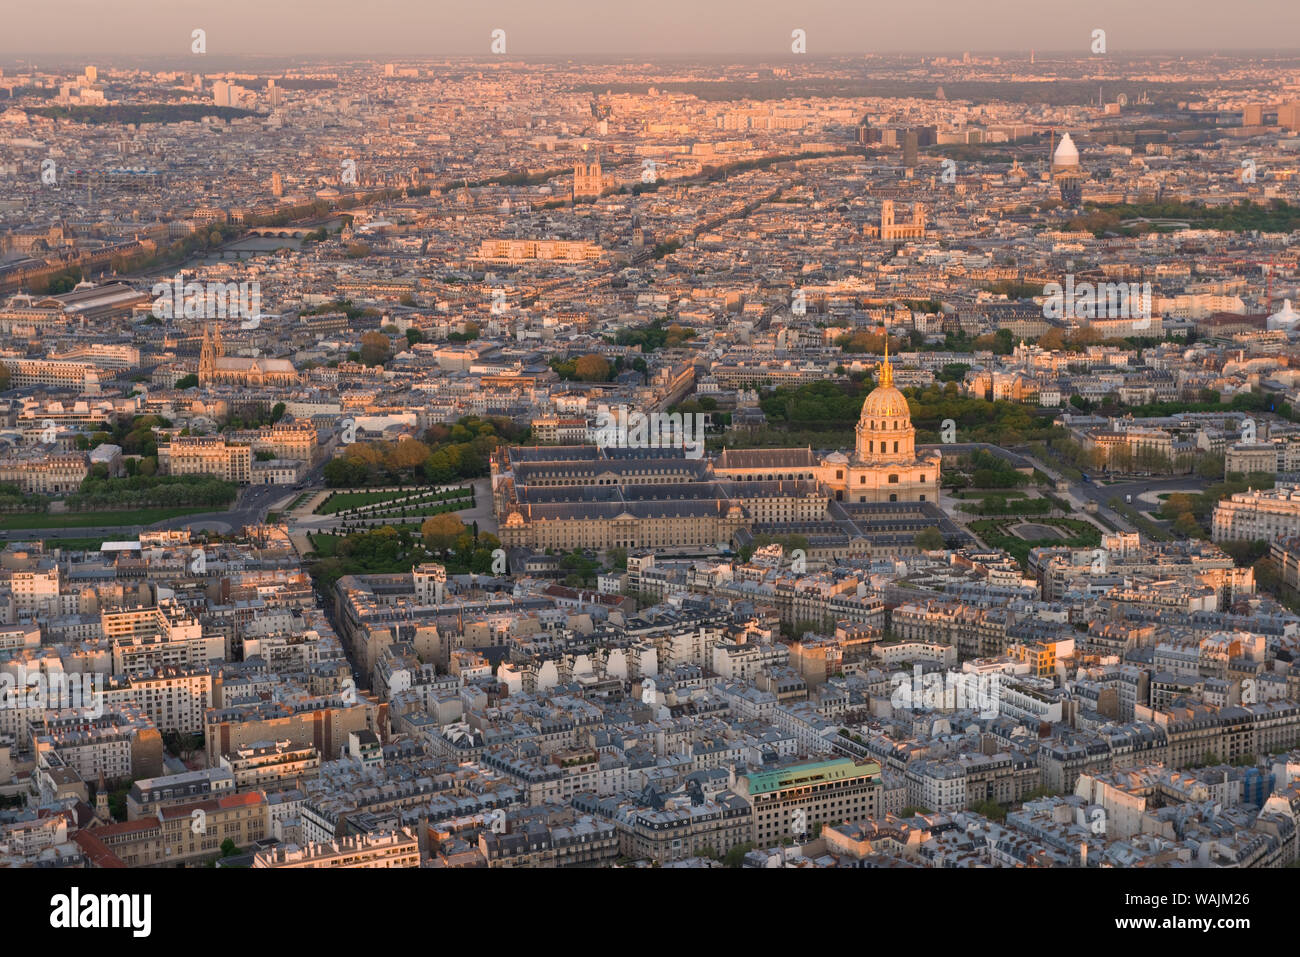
[
  {"x1": 879, "y1": 336, "x2": 894, "y2": 389},
  {"x1": 199, "y1": 323, "x2": 215, "y2": 384}
]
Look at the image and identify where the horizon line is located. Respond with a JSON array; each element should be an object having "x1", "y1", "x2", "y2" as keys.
[{"x1": 7, "y1": 47, "x2": 1300, "y2": 61}]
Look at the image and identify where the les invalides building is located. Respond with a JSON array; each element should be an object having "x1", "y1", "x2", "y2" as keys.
[{"x1": 492, "y1": 347, "x2": 943, "y2": 552}]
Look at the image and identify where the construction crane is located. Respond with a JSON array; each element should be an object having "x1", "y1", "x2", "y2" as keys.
[{"x1": 1248, "y1": 255, "x2": 1279, "y2": 312}]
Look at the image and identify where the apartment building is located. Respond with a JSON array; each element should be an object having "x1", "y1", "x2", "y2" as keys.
[
  {"x1": 105, "y1": 604, "x2": 224, "y2": 674},
  {"x1": 0, "y1": 450, "x2": 88, "y2": 494},
  {"x1": 33, "y1": 707, "x2": 164, "y2": 783},
  {"x1": 127, "y1": 767, "x2": 237, "y2": 820},
  {"x1": 97, "y1": 791, "x2": 268, "y2": 866},
  {"x1": 158, "y1": 435, "x2": 252, "y2": 484},
  {"x1": 0, "y1": 356, "x2": 95, "y2": 389},
  {"x1": 204, "y1": 695, "x2": 382, "y2": 765},
  {"x1": 101, "y1": 666, "x2": 213, "y2": 734},
  {"x1": 219, "y1": 740, "x2": 322, "y2": 791},
  {"x1": 252, "y1": 829, "x2": 420, "y2": 868},
  {"x1": 478, "y1": 238, "x2": 602, "y2": 262},
  {"x1": 574, "y1": 790, "x2": 752, "y2": 863},
  {"x1": 227, "y1": 420, "x2": 319, "y2": 463},
  {"x1": 735, "y1": 758, "x2": 882, "y2": 846},
  {"x1": 477, "y1": 818, "x2": 618, "y2": 868},
  {"x1": 1212, "y1": 485, "x2": 1300, "y2": 542},
  {"x1": 3, "y1": 560, "x2": 60, "y2": 616}
]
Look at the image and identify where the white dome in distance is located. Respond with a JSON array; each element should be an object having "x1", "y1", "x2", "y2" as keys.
[
  {"x1": 1267, "y1": 299, "x2": 1299, "y2": 331},
  {"x1": 1053, "y1": 133, "x2": 1080, "y2": 168}
]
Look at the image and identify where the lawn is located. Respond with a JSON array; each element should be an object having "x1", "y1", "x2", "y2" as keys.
[
  {"x1": 356, "y1": 498, "x2": 473, "y2": 519},
  {"x1": 0, "y1": 507, "x2": 215, "y2": 530},
  {"x1": 315, "y1": 487, "x2": 470, "y2": 515},
  {"x1": 34, "y1": 536, "x2": 112, "y2": 550},
  {"x1": 309, "y1": 533, "x2": 340, "y2": 557},
  {"x1": 315, "y1": 490, "x2": 407, "y2": 514}
]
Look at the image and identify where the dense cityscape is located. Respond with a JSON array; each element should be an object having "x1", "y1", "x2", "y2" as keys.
[{"x1": 2, "y1": 11, "x2": 1300, "y2": 894}]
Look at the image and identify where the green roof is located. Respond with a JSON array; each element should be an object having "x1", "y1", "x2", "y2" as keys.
[{"x1": 743, "y1": 757, "x2": 880, "y2": 796}]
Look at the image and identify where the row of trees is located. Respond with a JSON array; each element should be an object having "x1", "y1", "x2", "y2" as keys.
[
  {"x1": 834, "y1": 331, "x2": 909, "y2": 355},
  {"x1": 760, "y1": 378, "x2": 876, "y2": 431},
  {"x1": 609, "y1": 317, "x2": 697, "y2": 352},
  {"x1": 1124, "y1": 390, "x2": 1292, "y2": 420},
  {"x1": 1051, "y1": 437, "x2": 1225, "y2": 478},
  {"x1": 1068, "y1": 200, "x2": 1300, "y2": 237},
  {"x1": 0, "y1": 482, "x2": 46, "y2": 514},
  {"x1": 747, "y1": 377, "x2": 1057, "y2": 449},
  {"x1": 323, "y1": 416, "x2": 529, "y2": 487},
  {"x1": 68, "y1": 474, "x2": 237, "y2": 511},
  {"x1": 907, "y1": 384, "x2": 1053, "y2": 446},
  {"x1": 881, "y1": 328, "x2": 1015, "y2": 356}
]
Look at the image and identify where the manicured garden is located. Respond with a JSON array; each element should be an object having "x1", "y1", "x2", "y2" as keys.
[
  {"x1": 314, "y1": 485, "x2": 472, "y2": 516},
  {"x1": 969, "y1": 517, "x2": 1101, "y2": 568}
]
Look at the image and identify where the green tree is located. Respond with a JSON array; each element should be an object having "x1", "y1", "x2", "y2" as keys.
[
  {"x1": 914, "y1": 527, "x2": 945, "y2": 550},
  {"x1": 574, "y1": 354, "x2": 612, "y2": 381},
  {"x1": 422, "y1": 512, "x2": 467, "y2": 551},
  {"x1": 359, "y1": 331, "x2": 391, "y2": 366},
  {"x1": 723, "y1": 842, "x2": 754, "y2": 868},
  {"x1": 970, "y1": 799, "x2": 1007, "y2": 822}
]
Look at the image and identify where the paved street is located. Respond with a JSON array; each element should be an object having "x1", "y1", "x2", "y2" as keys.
[{"x1": 931, "y1": 442, "x2": 1212, "y2": 535}]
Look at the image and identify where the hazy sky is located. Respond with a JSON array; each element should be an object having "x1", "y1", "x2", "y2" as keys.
[{"x1": 4, "y1": 0, "x2": 1300, "y2": 58}]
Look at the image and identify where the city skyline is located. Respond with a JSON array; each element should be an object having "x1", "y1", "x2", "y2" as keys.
[{"x1": 3, "y1": 0, "x2": 1300, "y2": 908}]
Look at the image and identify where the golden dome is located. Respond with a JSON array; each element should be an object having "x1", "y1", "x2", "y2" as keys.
[
  {"x1": 861, "y1": 384, "x2": 909, "y2": 420},
  {"x1": 858, "y1": 340, "x2": 910, "y2": 420}
]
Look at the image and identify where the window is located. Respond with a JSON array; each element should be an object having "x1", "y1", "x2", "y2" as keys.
[{"x1": 888, "y1": 474, "x2": 899, "y2": 484}]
